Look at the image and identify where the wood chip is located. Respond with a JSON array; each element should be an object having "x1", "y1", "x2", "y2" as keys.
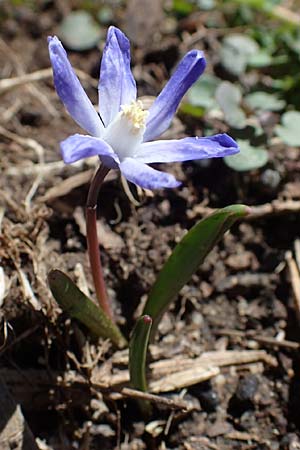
[
  {"x1": 149, "y1": 366, "x2": 220, "y2": 393},
  {"x1": 38, "y1": 170, "x2": 94, "y2": 202},
  {"x1": 150, "y1": 350, "x2": 277, "y2": 377},
  {"x1": 73, "y1": 207, "x2": 124, "y2": 251},
  {"x1": 226, "y1": 430, "x2": 260, "y2": 442},
  {"x1": 91, "y1": 349, "x2": 277, "y2": 392}
]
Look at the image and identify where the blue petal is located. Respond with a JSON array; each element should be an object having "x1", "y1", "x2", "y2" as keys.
[
  {"x1": 143, "y1": 50, "x2": 206, "y2": 142},
  {"x1": 48, "y1": 36, "x2": 103, "y2": 137},
  {"x1": 119, "y1": 158, "x2": 181, "y2": 190},
  {"x1": 135, "y1": 134, "x2": 239, "y2": 163},
  {"x1": 60, "y1": 134, "x2": 120, "y2": 165},
  {"x1": 98, "y1": 27, "x2": 136, "y2": 127}
]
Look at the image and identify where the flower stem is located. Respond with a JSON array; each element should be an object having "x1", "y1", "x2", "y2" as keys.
[{"x1": 86, "y1": 164, "x2": 113, "y2": 320}]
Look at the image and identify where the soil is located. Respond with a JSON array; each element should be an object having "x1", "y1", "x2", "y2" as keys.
[{"x1": 1, "y1": 2, "x2": 300, "y2": 450}]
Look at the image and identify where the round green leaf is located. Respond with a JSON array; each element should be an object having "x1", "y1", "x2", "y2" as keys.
[
  {"x1": 187, "y1": 74, "x2": 220, "y2": 110},
  {"x1": 245, "y1": 92, "x2": 286, "y2": 111},
  {"x1": 215, "y1": 81, "x2": 246, "y2": 129},
  {"x1": 58, "y1": 11, "x2": 101, "y2": 51},
  {"x1": 197, "y1": 0, "x2": 216, "y2": 10},
  {"x1": 220, "y1": 34, "x2": 259, "y2": 75},
  {"x1": 248, "y1": 51, "x2": 273, "y2": 68},
  {"x1": 276, "y1": 111, "x2": 300, "y2": 146},
  {"x1": 224, "y1": 140, "x2": 269, "y2": 172}
]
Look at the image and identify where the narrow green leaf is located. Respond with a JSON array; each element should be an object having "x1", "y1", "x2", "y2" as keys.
[
  {"x1": 129, "y1": 315, "x2": 152, "y2": 415},
  {"x1": 143, "y1": 205, "x2": 250, "y2": 334},
  {"x1": 48, "y1": 269, "x2": 127, "y2": 349}
]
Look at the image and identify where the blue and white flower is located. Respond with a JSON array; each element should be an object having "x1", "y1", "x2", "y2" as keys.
[{"x1": 48, "y1": 26, "x2": 239, "y2": 189}]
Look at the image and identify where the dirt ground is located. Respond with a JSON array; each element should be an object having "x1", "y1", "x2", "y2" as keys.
[{"x1": 1, "y1": 1, "x2": 300, "y2": 449}]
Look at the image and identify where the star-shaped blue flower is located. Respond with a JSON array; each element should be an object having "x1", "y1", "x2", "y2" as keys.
[{"x1": 48, "y1": 26, "x2": 239, "y2": 190}]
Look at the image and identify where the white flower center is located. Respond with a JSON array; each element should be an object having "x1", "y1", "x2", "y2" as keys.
[{"x1": 103, "y1": 100, "x2": 148, "y2": 161}]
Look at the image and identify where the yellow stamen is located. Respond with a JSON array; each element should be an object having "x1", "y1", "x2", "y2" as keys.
[{"x1": 121, "y1": 100, "x2": 148, "y2": 133}]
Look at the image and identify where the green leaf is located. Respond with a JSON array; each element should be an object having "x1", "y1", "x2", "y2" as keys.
[
  {"x1": 220, "y1": 34, "x2": 259, "y2": 75},
  {"x1": 48, "y1": 270, "x2": 127, "y2": 349},
  {"x1": 276, "y1": 111, "x2": 300, "y2": 146},
  {"x1": 196, "y1": 0, "x2": 216, "y2": 10},
  {"x1": 245, "y1": 91, "x2": 286, "y2": 111},
  {"x1": 58, "y1": 11, "x2": 102, "y2": 51},
  {"x1": 187, "y1": 74, "x2": 220, "y2": 110},
  {"x1": 129, "y1": 315, "x2": 153, "y2": 414},
  {"x1": 180, "y1": 103, "x2": 205, "y2": 118},
  {"x1": 248, "y1": 51, "x2": 273, "y2": 67},
  {"x1": 215, "y1": 81, "x2": 246, "y2": 129},
  {"x1": 97, "y1": 7, "x2": 113, "y2": 25},
  {"x1": 224, "y1": 140, "x2": 269, "y2": 172},
  {"x1": 172, "y1": 0, "x2": 194, "y2": 15},
  {"x1": 248, "y1": 52, "x2": 288, "y2": 68},
  {"x1": 143, "y1": 205, "x2": 250, "y2": 335}
]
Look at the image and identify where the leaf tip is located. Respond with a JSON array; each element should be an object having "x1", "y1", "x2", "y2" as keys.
[
  {"x1": 142, "y1": 315, "x2": 152, "y2": 325},
  {"x1": 47, "y1": 269, "x2": 61, "y2": 284}
]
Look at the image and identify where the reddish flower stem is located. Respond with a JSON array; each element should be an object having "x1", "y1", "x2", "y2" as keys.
[{"x1": 86, "y1": 164, "x2": 113, "y2": 320}]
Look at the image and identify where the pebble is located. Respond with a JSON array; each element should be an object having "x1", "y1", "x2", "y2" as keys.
[
  {"x1": 235, "y1": 375, "x2": 258, "y2": 402},
  {"x1": 228, "y1": 375, "x2": 258, "y2": 416},
  {"x1": 190, "y1": 381, "x2": 219, "y2": 412},
  {"x1": 261, "y1": 168, "x2": 281, "y2": 190}
]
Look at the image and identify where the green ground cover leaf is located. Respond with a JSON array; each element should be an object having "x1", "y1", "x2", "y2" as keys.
[
  {"x1": 276, "y1": 111, "x2": 300, "y2": 146},
  {"x1": 58, "y1": 11, "x2": 101, "y2": 51},
  {"x1": 245, "y1": 91, "x2": 286, "y2": 111},
  {"x1": 187, "y1": 74, "x2": 220, "y2": 110},
  {"x1": 216, "y1": 81, "x2": 246, "y2": 129},
  {"x1": 224, "y1": 140, "x2": 269, "y2": 171},
  {"x1": 220, "y1": 34, "x2": 259, "y2": 75}
]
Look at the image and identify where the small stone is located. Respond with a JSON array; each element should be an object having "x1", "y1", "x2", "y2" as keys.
[
  {"x1": 280, "y1": 433, "x2": 300, "y2": 450},
  {"x1": 190, "y1": 381, "x2": 219, "y2": 412},
  {"x1": 236, "y1": 375, "x2": 258, "y2": 402},
  {"x1": 228, "y1": 375, "x2": 258, "y2": 417},
  {"x1": 225, "y1": 251, "x2": 253, "y2": 271},
  {"x1": 261, "y1": 168, "x2": 281, "y2": 190}
]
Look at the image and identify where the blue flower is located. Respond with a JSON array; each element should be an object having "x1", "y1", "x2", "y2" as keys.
[{"x1": 48, "y1": 26, "x2": 239, "y2": 190}]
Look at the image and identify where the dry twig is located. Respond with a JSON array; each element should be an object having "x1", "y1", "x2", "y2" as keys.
[
  {"x1": 217, "y1": 328, "x2": 300, "y2": 350},
  {"x1": 110, "y1": 387, "x2": 195, "y2": 411},
  {"x1": 0, "y1": 67, "x2": 97, "y2": 94},
  {"x1": 188, "y1": 199, "x2": 300, "y2": 221}
]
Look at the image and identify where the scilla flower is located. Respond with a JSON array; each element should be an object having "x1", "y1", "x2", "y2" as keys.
[{"x1": 48, "y1": 26, "x2": 239, "y2": 189}]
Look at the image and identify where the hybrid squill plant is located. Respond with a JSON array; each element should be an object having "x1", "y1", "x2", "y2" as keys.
[{"x1": 48, "y1": 26, "x2": 249, "y2": 409}]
